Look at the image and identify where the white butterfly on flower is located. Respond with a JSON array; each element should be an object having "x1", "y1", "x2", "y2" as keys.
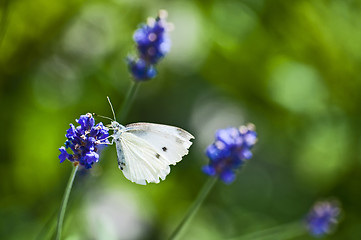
[{"x1": 103, "y1": 97, "x2": 194, "y2": 185}]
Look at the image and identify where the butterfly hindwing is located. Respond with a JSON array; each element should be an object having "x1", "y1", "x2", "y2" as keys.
[{"x1": 117, "y1": 131, "x2": 171, "y2": 185}]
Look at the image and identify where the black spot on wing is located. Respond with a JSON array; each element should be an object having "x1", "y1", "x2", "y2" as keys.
[
  {"x1": 156, "y1": 153, "x2": 160, "y2": 159},
  {"x1": 118, "y1": 161, "x2": 125, "y2": 171},
  {"x1": 162, "y1": 147, "x2": 167, "y2": 152}
]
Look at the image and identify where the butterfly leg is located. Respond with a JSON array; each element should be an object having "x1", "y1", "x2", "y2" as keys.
[{"x1": 96, "y1": 134, "x2": 116, "y2": 145}]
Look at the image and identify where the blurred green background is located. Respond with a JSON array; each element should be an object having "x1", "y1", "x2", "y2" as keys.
[{"x1": 1, "y1": 0, "x2": 361, "y2": 239}]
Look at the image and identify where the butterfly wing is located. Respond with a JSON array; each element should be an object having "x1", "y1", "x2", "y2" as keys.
[
  {"x1": 125, "y1": 123, "x2": 194, "y2": 165},
  {"x1": 117, "y1": 131, "x2": 173, "y2": 185},
  {"x1": 116, "y1": 123, "x2": 194, "y2": 185}
]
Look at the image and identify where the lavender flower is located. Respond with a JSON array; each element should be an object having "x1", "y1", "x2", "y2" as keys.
[
  {"x1": 127, "y1": 58, "x2": 157, "y2": 80},
  {"x1": 306, "y1": 201, "x2": 341, "y2": 237},
  {"x1": 128, "y1": 10, "x2": 172, "y2": 81},
  {"x1": 203, "y1": 124, "x2": 257, "y2": 184},
  {"x1": 58, "y1": 113, "x2": 109, "y2": 169}
]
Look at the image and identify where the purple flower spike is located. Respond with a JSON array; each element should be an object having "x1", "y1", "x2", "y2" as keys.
[
  {"x1": 306, "y1": 201, "x2": 341, "y2": 237},
  {"x1": 58, "y1": 113, "x2": 109, "y2": 169},
  {"x1": 203, "y1": 124, "x2": 257, "y2": 183},
  {"x1": 127, "y1": 58, "x2": 157, "y2": 81},
  {"x1": 76, "y1": 113, "x2": 95, "y2": 130},
  {"x1": 66, "y1": 124, "x2": 76, "y2": 139},
  {"x1": 84, "y1": 151, "x2": 99, "y2": 165},
  {"x1": 128, "y1": 10, "x2": 172, "y2": 81},
  {"x1": 59, "y1": 147, "x2": 69, "y2": 163}
]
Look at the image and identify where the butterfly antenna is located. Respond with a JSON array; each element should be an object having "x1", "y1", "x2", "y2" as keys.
[
  {"x1": 93, "y1": 113, "x2": 114, "y2": 121},
  {"x1": 107, "y1": 96, "x2": 116, "y2": 121}
]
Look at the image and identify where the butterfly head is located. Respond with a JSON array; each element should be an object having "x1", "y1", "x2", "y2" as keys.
[{"x1": 111, "y1": 121, "x2": 125, "y2": 131}]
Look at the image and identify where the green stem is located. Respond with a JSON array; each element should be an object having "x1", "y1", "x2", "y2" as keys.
[
  {"x1": 232, "y1": 221, "x2": 305, "y2": 240},
  {"x1": 118, "y1": 81, "x2": 140, "y2": 122},
  {"x1": 169, "y1": 177, "x2": 218, "y2": 240},
  {"x1": 56, "y1": 165, "x2": 79, "y2": 240}
]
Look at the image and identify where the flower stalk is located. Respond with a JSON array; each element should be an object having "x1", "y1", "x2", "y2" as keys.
[
  {"x1": 118, "y1": 81, "x2": 140, "y2": 122},
  {"x1": 56, "y1": 164, "x2": 79, "y2": 240},
  {"x1": 169, "y1": 177, "x2": 218, "y2": 240}
]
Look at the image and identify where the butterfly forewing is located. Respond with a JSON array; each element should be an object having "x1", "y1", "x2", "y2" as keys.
[{"x1": 125, "y1": 123, "x2": 194, "y2": 165}]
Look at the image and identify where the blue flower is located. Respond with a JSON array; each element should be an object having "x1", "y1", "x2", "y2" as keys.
[
  {"x1": 127, "y1": 58, "x2": 157, "y2": 81},
  {"x1": 203, "y1": 124, "x2": 257, "y2": 184},
  {"x1": 58, "y1": 113, "x2": 109, "y2": 169},
  {"x1": 306, "y1": 201, "x2": 341, "y2": 237},
  {"x1": 128, "y1": 10, "x2": 172, "y2": 81},
  {"x1": 59, "y1": 147, "x2": 69, "y2": 163}
]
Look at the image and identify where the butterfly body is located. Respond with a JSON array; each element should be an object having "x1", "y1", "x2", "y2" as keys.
[{"x1": 110, "y1": 121, "x2": 194, "y2": 185}]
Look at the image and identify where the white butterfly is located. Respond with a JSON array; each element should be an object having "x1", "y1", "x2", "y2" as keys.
[
  {"x1": 110, "y1": 121, "x2": 194, "y2": 185},
  {"x1": 104, "y1": 98, "x2": 194, "y2": 185}
]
